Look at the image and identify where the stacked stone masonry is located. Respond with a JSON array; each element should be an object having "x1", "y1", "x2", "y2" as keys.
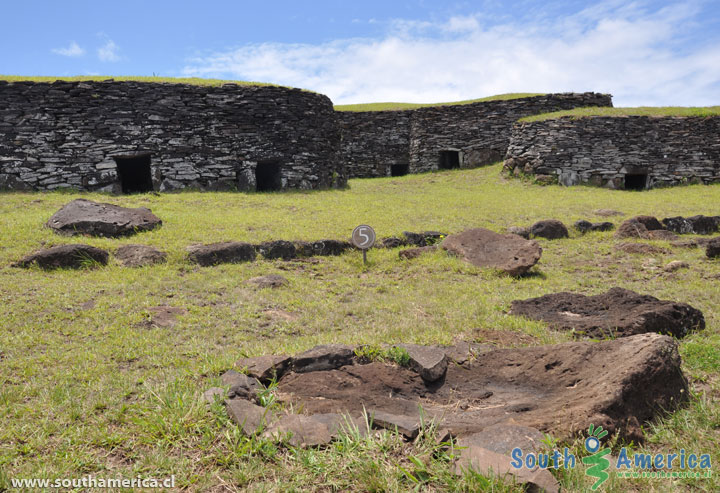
[
  {"x1": 0, "y1": 80, "x2": 344, "y2": 192},
  {"x1": 504, "y1": 116, "x2": 720, "y2": 189},
  {"x1": 338, "y1": 93, "x2": 612, "y2": 178}
]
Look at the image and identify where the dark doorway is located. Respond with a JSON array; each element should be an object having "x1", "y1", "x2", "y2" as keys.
[
  {"x1": 391, "y1": 164, "x2": 409, "y2": 177},
  {"x1": 625, "y1": 174, "x2": 647, "y2": 190},
  {"x1": 114, "y1": 154, "x2": 154, "y2": 194},
  {"x1": 439, "y1": 150, "x2": 460, "y2": 169},
  {"x1": 255, "y1": 161, "x2": 282, "y2": 192}
]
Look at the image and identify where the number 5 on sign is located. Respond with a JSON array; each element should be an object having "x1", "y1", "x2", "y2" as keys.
[{"x1": 351, "y1": 225, "x2": 376, "y2": 264}]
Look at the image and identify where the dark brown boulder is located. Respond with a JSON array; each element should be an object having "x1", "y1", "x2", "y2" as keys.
[
  {"x1": 115, "y1": 244, "x2": 167, "y2": 267},
  {"x1": 46, "y1": 199, "x2": 161, "y2": 237},
  {"x1": 187, "y1": 242, "x2": 256, "y2": 266},
  {"x1": 510, "y1": 287, "x2": 704, "y2": 339},
  {"x1": 442, "y1": 228, "x2": 542, "y2": 276},
  {"x1": 633, "y1": 215, "x2": 664, "y2": 231},
  {"x1": 294, "y1": 239, "x2": 352, "y2": 257},
  {"x1": 707, "y1": 238, "x2": 720, "y2": 258},
  {"x1": 575, "y1": 219, "x2": 614, "y2": 233},
  {"x1": 530, "y1": 219, "x2": 569, "y2": 239},
  {"x1": 615, "y1": 216, "x2": 665, "y2": 239},
  {"x1": 13, "y1": 244, "x2": 109, "y2": 269},
  {"x1": 256, "y1": 240, "x2": 296, "y2": 260}
]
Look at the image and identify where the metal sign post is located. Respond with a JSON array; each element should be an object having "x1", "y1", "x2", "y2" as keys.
[{"x1": 351, "y1": 225, "x2": 376, "y2": 264}]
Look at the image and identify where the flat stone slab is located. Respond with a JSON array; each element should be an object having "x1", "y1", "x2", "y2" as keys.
[
  {"x1": 13, "y1": 244, "x2": 109, "y2": 269},
  {"x1": 442, "y1": 228, "x2": 542, "y2": 276},
  {"x1": 46, "y1": 199, "x2": 161, "y2": 237},
  {"x1": 235, "y1": 354, "x2": 292, "y2": 383},
  {"x1": 272, "y1": 334, "x2": 687, "y2": 443},
  {"x1": 115, "y1": 244, "x2": 167, "y2": 267},
  {"x1": 246, "y1": 275, "x2": 289, "y2": 289},
  {"x1": 396, "y1": 344, "x2": 448, "y2": 383},
  {"x1": 368, "y1": 410, "x2": 421, "y2": 439},
  {"x1": 454, "y1": 446, "x2": 559, "y2": 493},
  {"x1": 510, "y1": 287, "x2": 704, "y2": 339},
  {"x1": 263, "y1": 414, "x2": 333, "y2": 447},
  {"x1": 225, "y1": 398, "x2": 275, "y2": 436},
  {"x1": 291, "y1": 344, "x2": 355, "y2": 373},
  {"x1": 458, "y1": 424, "x2": 546, "y2": 456},
  {"x1": 187, "y1": 242, "x2": 256, "y2": 266}
]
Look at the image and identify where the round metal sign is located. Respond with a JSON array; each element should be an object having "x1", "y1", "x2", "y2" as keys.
[{"x1": 351, "y1": 225, "x2": 376, "y2": 250}]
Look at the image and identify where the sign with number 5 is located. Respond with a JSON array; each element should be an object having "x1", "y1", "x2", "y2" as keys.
[{"x1": 351, "y1": 225, "x2": 376, "y2": 249}]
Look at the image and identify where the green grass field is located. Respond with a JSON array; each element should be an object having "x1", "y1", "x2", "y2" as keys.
[
  {"x1": 333, "y1": 94, "x2": 545, "y2": 112},
  {"x1": 1, "y1": 164, "x2": 718, "y2": 491},
  {"x1": 520, "y1": 106, "x2": 720, "y2": 122}
]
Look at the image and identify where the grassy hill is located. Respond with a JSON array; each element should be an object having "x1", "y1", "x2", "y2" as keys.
[
  {"x1": 521, "y1": 106, "x2": 720, "y2": 122},
  {"x1": 334, "y1": 93, "x2": 545, "y2": 112},
  {"x1": 0, "y1": 164, "x2": 718, "y2": 491}
]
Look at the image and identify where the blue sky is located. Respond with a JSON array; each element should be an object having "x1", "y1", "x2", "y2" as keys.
[{"x1": 3, "y1": 0, "x2": 720, "y2": 106}]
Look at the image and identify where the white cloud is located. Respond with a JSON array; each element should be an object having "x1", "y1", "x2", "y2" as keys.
[
  {"x1": 51, "y1": 41, "x2": 85, "y2": 57},
  {"x1": 181, "y1": 1, "x2": 720, "y2": 106},
  {"x1": 97, "y1": 40, "x2": 120, "y2": 62}
]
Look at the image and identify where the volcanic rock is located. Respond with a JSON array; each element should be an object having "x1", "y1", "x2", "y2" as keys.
[
  {"x1": 396, "y1": 344, "x2": 448, "y2": 383},
  {"x1": 574, "y1": 220, "x2": 614, "y2": 233},
  {"x1": 510, "y1": 287, "x2": 704, "y2": 339},
  {"x1": 235, "y1": 354, "x2": 292, "y2": 383},
  {"x1": 398, "y1": 245, "x2": 437, "y2": 259},
  {"x1": 263, "y1": 414, "x2": 334, "y2": 447},
  {"x1": 294, "y1": 239, "x2": 352, "y2": 257},
  {"x1": 187, "y1": 241, "x2": 256, "y2": 266},
  {"x1": 46, "y1": 199, "x2": 161, "y2": 237},
  {"x1": 115, "y1": 244, "x2": 166, "y2": 267},
  {"x1": 442, "y1": 228, "x2": 542, "y2": 276},
  {"x1": 506, "y1": 226, "x2": 531, "y2": 239},
  {"x1": 458, "y1": 424, "x2": 546, "y2": 456},
  {"x1": 707, "y1": 238, "x2": 720, "y2": 258},
  {"x1": 13, "y1": 244, "x2": 109, "y2": 269},
  {"x1": 380, "y1": 237, "x2": 406, "y2": 248},
  {"x1": 530, "y1": 219, "x2": 569, "y2": 239},
  {"x1": 291, "y1": 344, "x2": 355, "y2": 373},
  {"x1": 663, "y1": 215, "x2": 720, "y2": 235},
  {"x1": 646, "y1": 230, "x2": 679, "y2": 241},
  {"x1": 256, "y1": 240, "x2": 296, "y2": 260},
  {"x1": 368, "y1": 410, "x2": 421, "y2": 439},
  {"x1": 403, "y1": 231, "x2": 446, "y2": 247},
  {"x1": 225, "y1": 398, "x2": 275, "y2": 436}
]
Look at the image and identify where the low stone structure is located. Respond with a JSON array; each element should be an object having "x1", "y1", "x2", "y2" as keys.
[
  {"x1": 0, "y1": 80, "x2": 344, "y2": 192},
  {"x1": 339, "y1": 93, "x2": 612, "y2": 178},
  {"x1": 46, "y1": 199, "x2": 161, "y2": 237},
  {"x1": 504, "y1": 115, "x2": 720, "y2": 188}
]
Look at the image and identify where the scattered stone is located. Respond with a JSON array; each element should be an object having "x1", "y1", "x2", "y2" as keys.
[
  {"x1": 403, "y1": 231, "x2": 446, "y2": 247},
  {"x1": 442, "y1": 228, "x2": 542, "y2": 276},
  {"x1": 454, "y1": 446, "x2": 560, "y2": 493},
  {"x1": 235, "y1": 354, "x2": 292, "y2": 383},
  {"x1": 292, "y1": 344, "x2": 355, "y2": 373},
  {"x1": 187, "y1": 241, "x2": 256, "y2": 266},
  {"x1": 263, "y1": 414, "x2": 333, "y2": 447},
  {"x1": 222, "y1": 370, "x2": 260, "y2": 401},
  {"x1": 615, "y1": 242, "x2": 670, "y2": 255},
  {"x1": 295, "y1": 239, "x2": 352, "y2": 257},
  {"x1": 663, "y1": 215, "x2": 720, "y2": 235},
  {"x1": 398, "y1": 245, "x2": 437, "y2": 259},
  {"x1": 574, "y1": 219, "x2": 614, "y2": 233},
  {"x1": 664, "y1": 261, "x2": 690, "y2": 272},
  {"x1": 115, "y1": 244, "x2": 167, "y2": 267},
  {"x1": 458, "y1": 424, "x2": 546, "y2": 456},
  {"x1": 510, "y1": 287, "x2": 705, "y2": 339},
  {"x1": 144, "y1": 305, "x2": 186, "y2": 328},
  {"x1": 246, "y1": 274, "x2": 289, "y2": 289},
  {"x1": 310, "y1": 413, "x2": 370, "y2": 438},
  {"x1": 380, "y1": 237, "x2": 405, "y2": 248},
  {"x1": 256, "y1": 240, "x2": 296, "y2": 260},
  {"x1": 13, "y1": 244, "x2": 109, "y2": 269},
  {"x1": 396, "y1": 344, "x2": 448, "y2": 383},
  {"x1": 615, "y1": 218, "x2": 650, "y2": 239},
  {"x1": 530, "y1": 219, "x2": 569, "y2": 239},
  {"x1": 225, "y1": 398, "x2": 275, "y2": 436},
  {"x1": 46, "y1": 199, "x2": 162, "y2": 237},
  {"x1": 633, "y1": 215, "x2": 664, "y2": 231},
  {"x1": 707, "y1": 238, "x2": 720, "y2": 258},
  {"x1": 368, "y1": 410, "x2": 421, "y2": 439},
  {"x1": 594, "y1": 209, "x2": 624, "y2": 217},
  {"x1": 203, "y1": 387, "x2": 225, "y2": 405},
  {"x1": 506, "y1": 226, "x2": 531, "y2": 239}
]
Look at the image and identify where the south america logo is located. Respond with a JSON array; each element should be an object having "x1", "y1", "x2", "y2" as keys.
[{"x1": 582, "y1": 424, "x2": 611, "y2": 490}]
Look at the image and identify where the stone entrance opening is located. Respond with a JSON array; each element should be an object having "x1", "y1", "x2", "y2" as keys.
[
  {"x1": 114, "y1": 154, "x2": 153, "y2": 194},
  {"x1": 390, "y1": 164, "x2": 409, "y2": 177},
  {"x1": 255, "y1": 161, "x2": 282, "y2": 192},
  {"x1": 439, "y1": 150, "x2": 460, "y2": 170},
  {"x1": 625, "y1": 173, "x2": 648, "y2": 190}
]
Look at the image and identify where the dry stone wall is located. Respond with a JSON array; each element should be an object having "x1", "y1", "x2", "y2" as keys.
[
  {"x1": 504, "y1": 116, "x2": 720, "y2": 189},
  {"x1": 0, "y1": 80, "x2": 344, "y2": 192}
]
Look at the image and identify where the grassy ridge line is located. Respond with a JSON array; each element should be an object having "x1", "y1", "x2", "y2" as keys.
[
  {"x1": 334, "y1": 93, "x2": 545, "y2": 112},
  {"x1": 520, "y1": 106, "x2": 720, "y2": 122}
]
